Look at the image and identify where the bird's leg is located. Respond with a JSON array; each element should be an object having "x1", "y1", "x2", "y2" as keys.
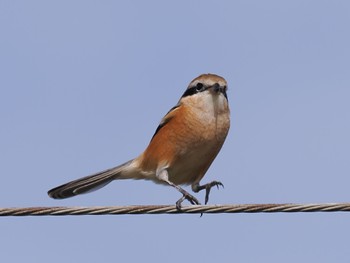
[
  {"x1": 157, "y1": 169, "x2": 201, "y2": 210},
  {"x1": 172, "y1": 184, "x2": 201, "y2": 210},
  {"x1": 192, "y1": 181, "x2": 224, "y2": 204}
]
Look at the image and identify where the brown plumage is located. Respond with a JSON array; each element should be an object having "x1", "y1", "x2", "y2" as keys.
[{"x1": 48, "y1": 73, "x2": 230, "y2": 209}]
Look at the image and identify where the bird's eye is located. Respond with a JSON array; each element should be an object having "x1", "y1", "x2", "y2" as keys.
[{"x1": 196, "y1": 82, "x2": 204, "y2": 91}]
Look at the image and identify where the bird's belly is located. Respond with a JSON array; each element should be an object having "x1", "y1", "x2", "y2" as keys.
[{"x1": 166, "y1": 142, "x2": 219, "y2": 185}]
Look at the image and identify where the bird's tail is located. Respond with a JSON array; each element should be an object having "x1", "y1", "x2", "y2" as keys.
[{"x1": 48, "y1": 160, "x2": 133, "y2": 199}]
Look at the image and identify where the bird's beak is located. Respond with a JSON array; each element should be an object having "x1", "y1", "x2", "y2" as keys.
[{"x1": 209, "y1": 83, "x2": 228, "y2": 99}]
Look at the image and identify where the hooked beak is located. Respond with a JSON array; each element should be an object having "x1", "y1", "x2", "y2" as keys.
[{"x1": 209, "y1": 83, "x2": 228, "y2": 99}]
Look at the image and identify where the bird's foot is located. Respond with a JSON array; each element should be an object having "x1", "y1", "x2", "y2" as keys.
[
  {"x1": 176, "y1": 191, "x2": 201, "y2": 211},
  {"x1": 193, "y1": 180, "x2": 224, "y2": 204}
]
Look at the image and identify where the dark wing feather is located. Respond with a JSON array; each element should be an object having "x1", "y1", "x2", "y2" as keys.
[{"x1": 150, "y1": 104, "x2": 180, "y2": 141}]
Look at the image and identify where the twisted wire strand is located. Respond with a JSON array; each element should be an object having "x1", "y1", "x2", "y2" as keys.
[{"x1": 1, "y1": 203, "x2": 350, "y2": 216}]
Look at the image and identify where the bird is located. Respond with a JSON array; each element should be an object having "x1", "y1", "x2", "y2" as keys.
[{"x1": 48, "y1": 73, "x2": 230, "y2": 209}]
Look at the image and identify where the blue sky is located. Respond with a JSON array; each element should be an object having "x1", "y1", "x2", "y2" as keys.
[{"x1": 1, "y1": 1, "x2": 350, "y2": 262}]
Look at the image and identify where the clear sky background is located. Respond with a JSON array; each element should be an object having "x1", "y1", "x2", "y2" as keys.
[{"x1": 1, "y1": 1, "x2": 350, "y2": 262}]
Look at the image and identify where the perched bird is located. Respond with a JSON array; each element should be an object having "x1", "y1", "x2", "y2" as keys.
[{"x1": 48, "y1": 73, "x2": 230, "y2": 209}]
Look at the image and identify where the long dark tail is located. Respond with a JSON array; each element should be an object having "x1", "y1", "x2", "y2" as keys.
[{"x1": 48, "y1": 160, "x2": 132, "y2": 199}]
